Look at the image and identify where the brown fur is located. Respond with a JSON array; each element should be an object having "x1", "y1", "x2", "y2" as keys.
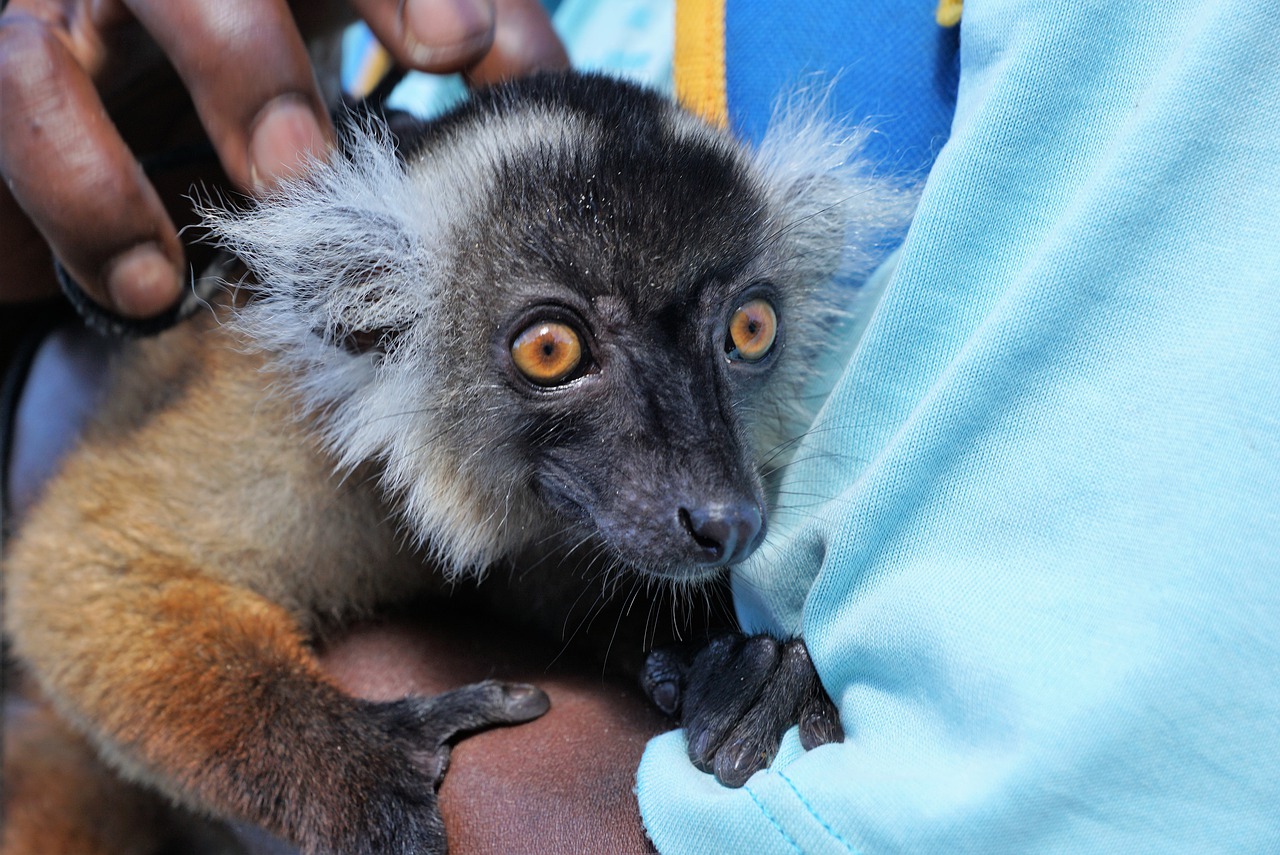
[
  {"x1": 1, "y1": 694, "x2": 243, "y2": 855},
  {"x1": 3, "y1": 72, "x2": 913, "y2": 852},
  {"x1": 3, "y1": 698, "x2": 172, "y2": 855},
  {"x1": 3, "y1": 309, "x2": 464, "y2": 852}
]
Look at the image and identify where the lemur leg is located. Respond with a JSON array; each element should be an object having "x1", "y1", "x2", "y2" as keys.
[
  {"x1": 5, "y1": 561, "x2": 547, "y2": 855},
  {"x1": 1, "y1": 697, "x2": 198, "y2": 855}
]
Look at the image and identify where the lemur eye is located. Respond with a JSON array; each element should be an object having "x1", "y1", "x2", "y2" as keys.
[
  {"x1": 511, "y1": 321, "x2": 584, "y2": 385},
  {"x1": 725, "y1": 299, "x2": 778, "y2": 362}
]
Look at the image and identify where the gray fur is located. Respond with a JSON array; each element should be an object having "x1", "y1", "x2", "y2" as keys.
[{"x1": 200, "y1": 73, "x2": 916, "y2": 580}]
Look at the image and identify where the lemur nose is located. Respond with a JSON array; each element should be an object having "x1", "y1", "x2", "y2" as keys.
[{"x1": 679, "y1": 502, "x2": 764, "y2": 566}]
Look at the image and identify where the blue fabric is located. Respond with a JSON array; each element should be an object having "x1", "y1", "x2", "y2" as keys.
[
  {"x1": 724, "y1": 0, "x2": 958, "y2": 173},
  {"x1": 382, "y1": 0, "x2": 674, "y2": 118},
  {"x1": 638, "y1": 1, "x2": 1280, "y2": 852}
]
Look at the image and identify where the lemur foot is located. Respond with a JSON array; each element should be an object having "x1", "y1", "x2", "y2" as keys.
[{"x1": 640, "y1": 634, "x2": 841, "y2": 788}]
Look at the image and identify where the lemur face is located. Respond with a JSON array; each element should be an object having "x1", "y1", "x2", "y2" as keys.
[
  {"x1": 448, "y1": 96, "x2": 788, "y2": 580},
  {"x1": 208, "y1": 72, "x2": 912, "y2": 578},
  {"x1": 481, "y1": 246, "x2": 783, "y2": 582}
]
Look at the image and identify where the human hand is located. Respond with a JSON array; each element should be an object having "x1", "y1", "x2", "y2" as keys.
[{"x1": 0, "y1": 0, "x2": 567, "y2": 318}]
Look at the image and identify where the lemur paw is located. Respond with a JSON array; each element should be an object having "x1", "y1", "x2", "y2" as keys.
[
  {"x1": 641, "y1": 634, "x2": 841, "y2": 788},
  {"x1": 321, "y1": 680, "x2": 549, "y2": 855}
]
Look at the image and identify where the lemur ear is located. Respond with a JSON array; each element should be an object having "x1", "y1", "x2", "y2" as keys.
[
  {"x1": 199, "y1": 119, "x2": 441, "y2": 361},
  {"x1": 331, "y1": 325, "x2": 406, "y2": 356},
  {"x1": 752, "y1": 86, "x2": 918, "y2": 282},
  {"x1": 290, "y1": 216, "x2": 426, "y2": 357},
  {"x1": 320, "y1": 260, "x2": 415, "y2": 357}
]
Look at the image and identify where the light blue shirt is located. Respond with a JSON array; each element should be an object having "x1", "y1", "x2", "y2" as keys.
[{"x1": 638, "y1": 1, "x2": 1280, "y2": 851}]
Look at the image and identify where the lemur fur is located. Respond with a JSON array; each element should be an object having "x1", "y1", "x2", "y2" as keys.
[{"x1": 2, "y1": 72, "x2": 914, "y2": 855}]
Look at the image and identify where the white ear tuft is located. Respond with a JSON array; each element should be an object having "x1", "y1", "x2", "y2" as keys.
[
  {"x1": 754, "y1": 78, "x2": 919, "y2": 285},
  {"x1": 198, "y1": 118, "x2": 533, "y2": 576},
  {"x1": 199, "y1": 117, "x2": 443, "y2": 364}
]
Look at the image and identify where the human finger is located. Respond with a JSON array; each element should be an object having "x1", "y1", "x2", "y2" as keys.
[
  {"x1": 464, "y1": 0, "x2": 569, "y2": 86},
  {"x1": 0, "y1": 12, "x2": 184, "y2": 317},
  {"x1": 350, "y1": 0, "x2": 494, "y2": 73},
  {"x1": 350, "y1": 0, "x2": 566, "y2": 80},
  {"x1": 122, "y1": 0, "x2": 332, "y2": 194}
]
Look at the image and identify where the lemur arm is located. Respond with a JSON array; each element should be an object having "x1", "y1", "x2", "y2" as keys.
[{"x1": 5, "y1": 550, "x2": 544, "y2": 855}]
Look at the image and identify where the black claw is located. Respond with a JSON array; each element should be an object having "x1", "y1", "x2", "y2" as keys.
[
  {"x1": 652, "y1": 681, "x2": 681, "y2": 716},
  {"x1": 741, "y1": 635, "x2": 782, "y2": 671},
  {"x1": 798, "y1": 693, "x2": 844, "y2": 750},
  {"x1": 706, "y1": 632, "x2": 741, "y2": 657},
  {"x1": 688, "y1": 728, "x2": 717, "y2": 772},
  {"x1": 713, "y1": 735, "x2": 774, "y2": 788},
  {"x1": 680, "y1": 634, "x2": 780, "y2": 769},
  {"x1": 501, "y1": 682, "x2": 552, "y2": 720}
]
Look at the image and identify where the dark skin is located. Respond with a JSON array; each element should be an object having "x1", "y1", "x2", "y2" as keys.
[
  {"x1": 0, "y1": 2, "x2": 660, "y2": 850},
  {"x1": 0, "y1": 0, "x2": 568, "y2": 314},
  {"x1": 318, "y1": 610, "x2": 663, "y2": 855}
]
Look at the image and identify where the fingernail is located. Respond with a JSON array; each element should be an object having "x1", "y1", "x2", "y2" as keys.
[
  {"x1": 249, "y1": 96, "x2": 329, "y2": 193},
  {"x1": 400, "y1": 0, "x2": 494, "y2": 67},
  {"x1": 104, "y1": 243, "x2": 180, "y2": 318},
  {"x1": 799, "y1": 707, "x2": 844, "y2": 750}
]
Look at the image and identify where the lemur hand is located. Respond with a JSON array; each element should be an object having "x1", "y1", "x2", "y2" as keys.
[
  {"x1": 0, "y1": 0, "x2": 566, "y2": 316},
  {"x1": 337, "y1": 681, "x2": 549, "y2": 855},
  {"x1": 642, "y1": 633, "x2": 844, "y2": 787}
]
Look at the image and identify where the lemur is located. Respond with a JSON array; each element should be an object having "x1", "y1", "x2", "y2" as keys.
[{"x1": 2, "y1": 72, "x2": 914, "y2": 854}]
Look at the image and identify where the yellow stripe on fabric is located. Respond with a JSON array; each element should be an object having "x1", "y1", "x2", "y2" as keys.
[
  {"x1": 351, "y1": 43, "x2": 394, "y2": 100},
  {"x1": 674, "y1": 0, "x2": 728, "y2": 127},
  {"x1": 936, "y1": 0, "x2": 963, "y2": 27}
]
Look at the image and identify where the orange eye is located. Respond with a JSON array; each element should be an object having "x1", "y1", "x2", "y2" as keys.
[
  {"x1": 726, "y1": 299, "x2": 778, "y2": 362},
  {"x1": 511, "y1": 321, "x2": 584, "y2": 385}
]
